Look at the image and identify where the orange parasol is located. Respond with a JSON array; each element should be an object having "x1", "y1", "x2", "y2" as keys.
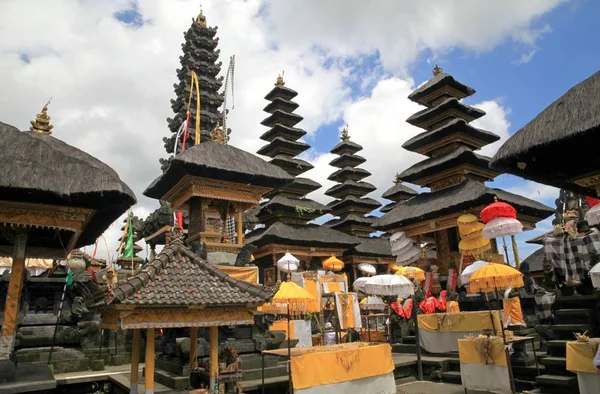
[
  {"x1": 260, "y1": 281, "x2": 319, "y2": 317},
  {"x1": 468, "y1": 262, "x2": 524, "y2": 294},
  {"x1": 323, "y1": 255, "x2": 344, "y2": 272},
  {"x1": 396, "y1": 266, "x2": 425, "y2": 281}
]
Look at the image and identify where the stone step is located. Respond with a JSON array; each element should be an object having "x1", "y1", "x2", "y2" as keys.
[
  {"x1": 548, "y1": 324, "x2": 592, "y2": 339},
  {"x1": 540, "y1": 356, "x2": 566, "y2": 366},
  {"x1": 555, "y1": 308, "x2": 596, "y2": 324},
  {"x1": 402, "y1": 335, "x2": 416, "y2": 344},
  {"x1": 536, "y1": 374, "x2": 579, "y2": 393},
  {"x1": 514, "y1": 378, "x2": 537, "y2": 392},
  {"x1": 393, "y1": 344, "x2": 416, "y2": 354},
  {"x1": 151, "y1": 368, "x2": 190, "y2": 391},
  {"x1": 395, "y1": 376, "x2": 417, "y2": 386},
  {"x1": 545, "y1": 340, "x2": 568, "y2": 357},
  {"x1": 440, "y1": 370, "x2": 461, "y2": 384},
  {"x1": 539, "y1": 356, "x2": 569, "y2": 375},
  {"x1": 243, "y1": 365, "x2": 288, "y2": 382},
  {"x1": 513, "y1": 364, "x2": 545, "y2": 378},
  {"x1": 556, "y1": 294, "x2": 600, "y2": 309}
]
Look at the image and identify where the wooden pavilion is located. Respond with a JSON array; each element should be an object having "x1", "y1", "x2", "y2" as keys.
[{"x1": 0, "y1": 108, "x2": 135, "y2": 382}]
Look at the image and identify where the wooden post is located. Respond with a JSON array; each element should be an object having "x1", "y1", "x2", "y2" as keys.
[
  {"x1": 189, "y1": 327, "x2": 198, "y2": 370},
  {"x1": 511, "y1": 235, "x2": 521, "y2": 269},
  {"x1": 236, "y1": 210, "x2": 243, "y2": 245},
  {"x1": 209, "y1": 326, "x2": 219, "y2": 391},
  {"x1": 145, "y1": 328, "x2": 155, "y2": 394},
  {"x1": 130, "y1": 329, "x2": 141, "y2": 394},
  {"x1": 0, "y1": 232, "x2": 27, "y2": 370}
]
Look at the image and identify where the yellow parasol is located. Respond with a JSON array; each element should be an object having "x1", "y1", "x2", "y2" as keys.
[
  {"x1": 323, "y1": 255, "x2": 344, "y2": 272},
  {"x1": 260, "y1": 281, "x2": 319, "y2": 317},
  {"x1": 458, "y1": 236, "x2": 491, "y2": 256},
  {"x1": 468, "y1": 262, "x2": 524, "y2": 294},
  {"x1": 395, "y1": 266, "x2": 425, "y2": 281},
  {"x1": 388, "y1": 263, "x2": 402, "y2": 273}
]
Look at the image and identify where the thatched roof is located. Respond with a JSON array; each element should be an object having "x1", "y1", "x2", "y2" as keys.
[
  {"x1": 264, "y1": 97, "x2": 299, "y2": 114},
  {"x1": 246, "y1": 222, "x2": 360, "y2": 249},
  {"x1": 258, "y1": 195, "x2": 330, "y2": 215},
  {"x1": 328, "y1": 195, "x2": 382, "y2": 212},
  {"x1": 381, "y1": 182, "x2": 417, "y2": 201},
  {"x1": 330, "y1": 140, "x2": 363, "y2": 156},
  {"x1": 325, "y1": 214, "x2": 375, "y2": 228},
  {"x1": 373, "y1": 179, "x2": 553, "y2": 231},
  {"x1": 257, "y1": 136, "x2": 310, "y2": 158},
  {"x1": 408, "y1": 72, "x2": 476, "y2": 106},
  {"x1": 402, "y1": 118, "x2": 500, "y2": 154},
  {"x1": 329, "y1": 153, "x2": 366, "y2": 168},
  {"x1": 324, "y1": 180, "x2": 376, "y2": 199},
  {"x1": 347, "y1": 236, "x2": 393, "y2": 258},
  {"x1": 144, "y1": 141, "x2": 293, "y2": 200},
  {"x1": 0, "y1": 121, "x2": 136, "y2": 247},
  {"x1": 406, "y1": 97, "x2": 485, "y2": 129},
  {"x1": 491, "y1": 70, "x2": 600, "y2": 196},
  {"x1": 328, "y1": 166, "x2": 371, "y2": 183},
  {"x1": 260, "y1": 124, "x2": 306, "y2": 142},
  {"x1": 260, "y1": 109, "x2": 303, "y2": 128},
  {"x1": 380, "y1": 202, "x2": 399, "y2": 213},
  {"x1": 269, "y1": 155, "x2": 313, "y2": 177},
  {"x1": 265, "y1": 84, "x2": 298, "y2": 101},
  {"x1": 526, "y1": 230, "x2": 553, "y2": 245},
  {"x1": 279, "y1": 177, "x2": 321, "y2": 195},
  {"x1": 399, "y1": 146, "x2": 496, "y2": 184},
  {"x1": 522, "y1": 247, "x2": 544, "y2": 273}
]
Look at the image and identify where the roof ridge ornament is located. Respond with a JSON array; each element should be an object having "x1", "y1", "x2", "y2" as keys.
[
  {"x1": 394, "y1": 173, "x2": 402, "y2": 184},
  {"x1": 432, "y1": 64, "x2": 443, "y2": 76},
  {"x1": 30, "y1": 100, "x2": 54, "y2": 135},
  {"x1": 340, "y1": 125, "x2": 350, "y2": 141},
  {"x1": 210, "y1": 121, "x2": 226, "y2": 144},
  {"x1": 275, "y1": 72, "x2": 285, "y2": 86},
  {"x1": 196, "y1": 8, "x2": 206, "y2": 26}
]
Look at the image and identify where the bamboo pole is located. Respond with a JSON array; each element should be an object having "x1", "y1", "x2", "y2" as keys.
[
  {"x1": 145, "y1": 328, "x2": 155, "y2": 394},
  {"x1": 130, "y1": 329, "x2": 141, "y2": 394}
]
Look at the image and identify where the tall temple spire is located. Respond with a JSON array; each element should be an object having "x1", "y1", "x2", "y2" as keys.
[{"x1": 160, "y1": 10, "x2": 226, "y2": 171}]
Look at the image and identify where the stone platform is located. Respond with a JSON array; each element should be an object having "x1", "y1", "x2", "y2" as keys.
[{"x1": 0, "y1": 363, "x2": 56, "y2": 394}]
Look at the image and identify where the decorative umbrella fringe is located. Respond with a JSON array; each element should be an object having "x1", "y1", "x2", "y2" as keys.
[{"x1": 468, "y1": 275, "x2": 524, "y2": 294}]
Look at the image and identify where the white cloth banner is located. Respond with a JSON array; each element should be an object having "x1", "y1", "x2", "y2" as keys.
[
  {"x1": 334, "y1": 292, "x2": 362, "y2": 329},
  {"x1": 295, "y1": 371, "x2": 396, "y2": 394},
  {"x1": 420, "y1": 330, "x2": 489, "y2": 354},
  {"x1": 460, "y1": 363, "x2": 511, "y2": 394},
  {"x1": 291, "y1": 272, "x2": 305, "y2": 288},
  {"x1": 577, "y1": 372, "x2": 600, "y2": 394},
  {"x1": 292, "y1": 320, "x2": 313, "y2": 348}
]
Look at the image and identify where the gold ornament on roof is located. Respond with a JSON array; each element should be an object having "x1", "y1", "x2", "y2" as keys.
[
  {"x1": 210, "y1": 121, "x2": 226, "y2": 144},
  {"x1": 30, "y1": 102, "x2": 54, "y2": 135},
  {"x1": 394, "y1": 173, "x2": 402, "y2": 184},
  {"x1": 196, "y1": 9, "x2": 207, "y2": 26},
  {"x1": 275, "y1": 73, "x2": 285, "y2": 86},
  {"x1": 340, "y1": 126, "x2": 350, "y2": 141},
  {"x1": 432, "y1": 64, "x2": 443, "y2": 76}
]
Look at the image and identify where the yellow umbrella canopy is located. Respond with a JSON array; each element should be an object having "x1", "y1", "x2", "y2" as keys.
[
  {"x1": 457, "y1": 214, "x2": 485, "y2": 239},
  {"x1": 396, "y1": 266, "x2": 425, "y2": 281},
  {"x1": 468, "y1": 262, "x2": 524, "y2": 293},
  {"x1": 388, "y1": 263, "x2": 402, "y2": 273},
  {"x1": 260, "y1": 281, "x2": 319, "y2": 316},
  {"x1": 323, "y1": 255, "x2": 344, "y2": 272},
  {"x1": 458, "y1": 236, "x2": 491, "y2": 256}
]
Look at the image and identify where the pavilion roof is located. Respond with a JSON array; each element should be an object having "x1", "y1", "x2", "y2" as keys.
[
  {"x1": 408, "y1": 71, "x2": 476, "y2": 106},
  {"x1": 522, "y1": 247, "x2": 544, "y2": 273},
  {"x1": 246, "y1": 222, "x2": 360, "y2": 249},
  {"x1": 346, "y1": 236, "x2": 393, "y2": 258},
  {"x1": 381, "y1": 181, "x2": 417, "y2": 201}
]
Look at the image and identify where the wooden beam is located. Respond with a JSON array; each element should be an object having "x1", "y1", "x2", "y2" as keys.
[
  {"x1": 145, "y1": 328, "x2": 155, "y2": 394},
  {"x1": 253, "y1": 244, "x2": 346, "y2": 260},
  {"x1": 130, "y1": 329, "x2": 141, "y2": 394},
  {"x1": 209, "y1": 326, "x2": 219, "y2": 391}
]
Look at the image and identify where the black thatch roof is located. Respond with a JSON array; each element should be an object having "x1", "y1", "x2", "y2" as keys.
[
  {"x1": 325, "y1": 214, "x2": 375, "y2": 228},
  {"x1": 347, "y1": 236, "x2": 393, "y2": 258},
  {"x1": 246, "y1": 222, "x2": 360, "y2": 249},
  {"x1": 522, "y1": 247, "x2": 544, "y2": 273},
  {"x1": 258, "y1": 195, "x2": 330, "y2": 215},
  {"x1": 257, "y1": 136, "x2": 310, "y2": 158},
  {"x1": 373, "y1": 179, "x2": 553, "y2": 231},
  {"x1": 407, "y1": 98, "x2": 485, "y2": 129},
  {"x1": 0, "y1": 121, "x2": 136, "y2": 248},
  {"x1": 144, "y1": 141, "x2": 293, "y2": 200},
  {"x1": 108, "y1": 235, "x2": 275, "y2": 307},
  {"x1": 399, "y1": 146, "x2": 497, "y2": 184},
  {"x1": 402, "y1": 118, "x2": 500, "y2": 154},
  {"x1": 324, "y1": 180, "x2": 377, "y2": 199},
  {"x1": 328, "y1": 195, "x2": 381, "y2": 211},
  {"x1": 380, "y1": 202, "x2": 398, "y2": 213},
  {"x1": 381, "y1": 182, "x2": 417, "y2": 201},
  {"x1": 260, "y1": 124, "x2": 306, "y2": 142},
  {"x1": 279, "y1": 177, "x2": 321, "y2": 196},
  {"x1": 260, "y1": 109, "x2": 303, "y2": 128},
  {"x1": 329, "y1": 153, "x2": 366, "y2": 168},
  {"x1": 330, "y1": 140, "x2": 363, "y2": 156},
  {"x1": 269, "y1": 155, "x2": 313, "y2": 177},
  {"x1": 526, "y1": 230, "x2": 554, "y2": 245},
  {"x1": 408, "y1": 72, "x2": 476, "y2": 106},
  {"x1": 327, "y1": 166, "x2": 371, "y2": 183},
  {"x1": 265, "y1": 85, "x2": 298, "y2": 101},
  {"x1": 263, "y1": 97, "x2": 299, "y2": 114},
  {"x1": 491, "y1": 70, "x2": 600, "y2": 197}
]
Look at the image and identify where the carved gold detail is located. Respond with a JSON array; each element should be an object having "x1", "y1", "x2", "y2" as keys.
[
  {"x1": 210, "y1": 122, "x2": 226, "y2": 144},
  {"x1": 573, "y1": 174, "x2": 600, "y2": 193},
  {"x1": 275, "y1": 73, "x2": 285, "y2": 86},
  {"x1": 340, "y1": 126, "x2": 350, "y2": 141},
  {"x1": 30, "y1": 102, "x2": 54, "y2": 135},
  {"x1": 196, "y1": 9, "x2": 207, "y2": 26}
]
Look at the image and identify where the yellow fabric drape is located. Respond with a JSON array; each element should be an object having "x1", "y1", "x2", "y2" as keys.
[
  {"x1": 502, "y1": 297, "x2": 525, "y2": 327},
  {"x1": 447, "y1": 301, "x2": 460, "y2": 313},
  {"x1": 215, "y1": 266, "x2": 258, "y2": 284},
  {"x1": 270, "y1": 320, "x2": 296, "y2": 340},
  {"x1": 290, "y1": 343, "x2": 394, "y2": 389},
  {"x1": 340, "y1": 293, "x2": 356, "y2": 329},
  {"x1": 566, "y1": 340, "x2": 600, "y2": 373},
  {"x1": 418, "y1": 311, "x2": 501, "y2": 332},
  {"x1": 304, "y1": 279, "x2": 322, "y2": 311},
  {"x1": 325, "y1": 282, "x2": 342, "y2": 293},
  {"x1": 186, "y1": 71, "x2": 201, "y2": 145},
  {"x1": 458, "y1": 337, "x2": 507, "y2": 366}
]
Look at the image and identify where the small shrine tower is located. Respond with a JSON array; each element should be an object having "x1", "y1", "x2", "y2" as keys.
[{"x1": 380, "y1": 174, "x2": 417, "y2": 213}]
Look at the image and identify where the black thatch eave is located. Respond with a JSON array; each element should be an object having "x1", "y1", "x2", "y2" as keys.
[
  {"x1": 408, "y1": 72, "x2": 476, "y2": 106},
  {"x1": 522, "y1": 247, "x2": 544, "y2": 273},
  {"x1": 329, "y1": 154, "x2": 367, "y2": 169},
  {"x1": 260, "y1": 109, "x2": 303, "y2": 128},
  {"x1": 406, "y1": 98, "x2": 485, "y2": 129},
  {"x1": 263, "y1": 97, "x2": 299, "y2": 114},
  {"x1": 257, "y1": 195, "x2": 330, "y2": 216},
  {"x1": 373, "y1": 179, "x2": 553, "y2": 231},
  {"x1": 0, "y1": 122, "x2": 136, "y2": 248},
  {"x1": 526, "y1": 230, "x2": 553, "y2": 245},
  {"x1": 269, "y1": 155, "x2": 313, "y2": 177},
  {"x1": 325, "y1": 214, "x2": 375, "y2": 228},
  {"x1": 379, "y1": 202, "x2": 398, "y2": 213},
  {"x1": 402, "y1": 118, "x2": 500, "y2": 153},
  {"x1": 381, "y1": 183, "x2": 417, "y2": 201},
  {"x1": 330, "y1": 140, "x2": 363, "y2": 155},
  {"x1": 246, "y1": 222, "x2": 360, "y2": 249},
  {"x1": 399, "y1": 146, "x2": 496, "y2": 183},
  {"x1": 279, "y1": 177, "x2": 322, "y2": 195},
  {"x1": 491, "y1": 70, "x2": 600, "y2": 197},
  {"x1": 144, "y1": 141, "x2": 293, "y2": 200},
  {"x1": 257, "y1": 137, "x2": 310, "y2": 158},
  {"x1": 328, "y1": 195, "x2": 381, "y2": 211},
  {"x1": 327, "y1": 166, "x2": 371, "y2": 183},
  {"x1": 260, "y1": 124, "x2": 306, "y2": 142},
  {"x1": 265, "y1": 85, "x2": 298, "y2": 101},
  {"x1": 347, "y1": 236, "x2": 392, "y2": 258},
  {"x1": 324, "y1": 180, "x2": 377, "y2": 199}
]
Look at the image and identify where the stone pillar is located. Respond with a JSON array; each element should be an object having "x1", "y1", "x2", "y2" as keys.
[
  {"x1": 145, "y1": 328, "x2": 155, "y2": 394},
  {"x1": 0, "y1": 232, "x2": 27, "y2": 381},
  {"x1": 189, "y1": 327, "x2": 198, "y2": 370},
  {"x1": 130, "y1": 329, "x2": 141, "y2": 394},
  {"x1": 209, "y1": 326, "x2": 219, "y2": 391}
]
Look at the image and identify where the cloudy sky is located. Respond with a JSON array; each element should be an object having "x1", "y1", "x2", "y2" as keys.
[{"x1": 1, "y1": 0, "x2": 598, "y2": 262}]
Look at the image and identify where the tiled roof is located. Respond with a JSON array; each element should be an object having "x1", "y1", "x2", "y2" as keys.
[{"x1": 110, "y1": 235, "x2": 276, "y2": 307}]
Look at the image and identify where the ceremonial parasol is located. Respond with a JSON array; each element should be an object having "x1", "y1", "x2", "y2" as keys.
[
  {"x1": 457, "y1": 215, "x2": 491, "y2": 273},
  {"x1": 396, "y1": 266, "x2": 425, "y2": 281},
  {"x1": 390, "y1": 232, "x2": 416, "y2": 256},
  {"x1": 585, "y1": 200, "x2": 600, "y2": 226},
  {"x1": 395, "y1": 245, "x2": 422, "y2": 265},
  {"x1": 590, "y1": 262, "x2": 600, "y2": 288},
  {"x1": 358, "y1": 263, "x2": 376, "y2": 276},
  {"x1": 277, "y1": 252, "x2": 299, "y2": 272},
  {"x1": 364, "y1": 274, "x2": 414, "y2": 298},
  {"x1": 322, "y1": 255, "x2": 344, "y2": 272},
  {"x1": 459, "y1": 260, "x2": 488, "y2": 285},
  {"x1": 481, "y1": 197, "x2": 523, "y2": 267},
  {"x1": 353, "y1": 277, "x2": 369, "y2": 293},
  {"x1": 360, "y1": 295, "x2": 386, "y2": 311},
  {"x1": 458, "y1": 236, "x2": 491, "y2": 256},
  {"x1": 388, "y1": 263, "x2": 402, "y2": 273}
]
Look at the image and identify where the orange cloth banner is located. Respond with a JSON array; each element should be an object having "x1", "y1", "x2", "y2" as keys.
[
  {"x1": 270, "y1": 320, "x2": 295, "y2": 339},
  {"x1": 458, "y1": 337, "x2": 508, "y2": 366},
  {"x1": 502, "y1": 297, "x2": 525, "y2": 327},
  {"x1": 566, "y1": 340, "x2": 600, "y2": 373},
  {"x1": 290, "y1": 343, "x2": 394, "y2": 389},
  {"x1": 304, "y1": 279, "x2": 322, "y2": 311},
  {"x1": 418, "y1": 311, "x2": 501, "y2": 332},
  {"x1": 216, "y1": 265, "x2": 258, "y2": 284}
]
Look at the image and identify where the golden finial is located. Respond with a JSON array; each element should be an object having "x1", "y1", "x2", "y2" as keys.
[
  {"x1": 340, "y1": 126, "x2": 350, "y2": 141},
  {"x1": 210, "y1": 121, "x2": 225, "y2": 144},
  {"x1": 275, "y1": 72, "x2": 285, "y2": 86},
  {"x1": 394, "y1": 173, "x2": 402, "y2": 184},
  {"x1": 432, "y1": 64, "x2": 443, "y2": 76},
  {"x1": 30, "y1": 100, "x2": 54, "y2": 135},
  {"x1": 196, "y1": 8, "x2": 207, "y2": 26}
]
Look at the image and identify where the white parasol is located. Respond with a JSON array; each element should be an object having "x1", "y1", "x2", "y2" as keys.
[
  {"x1": 585, "y1": 203, "x2": 600, "y2": 226},
  {"x1": 360, "y1": 296, "x2": 386, "y2": 311},
  {"x1": 277, "y1": 252, "x2": 300, "y2": 272},
  {"x1": 353, "y1": 277, "x2": 369, "y2": 293},
  {"x1": 590, "y1": 262, "x2": 600, "y2": 289},
  {"x1": 482, "y1": 217, "x2": 523, "y2": 239},
  {"x1": 358, "y1": 263, "x2": 377, "y2": 276},
  {"x1": 460, "y1": 260, "x2": 489, "y2": 285},
  {"x1": 395, "y1": 246, "x2": 421, "y2": 265},
  {"x1": 365, "y1": 274, "x2": 414, "y2": 298}
]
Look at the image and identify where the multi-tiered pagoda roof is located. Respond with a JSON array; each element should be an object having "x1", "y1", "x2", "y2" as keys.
[{"x1": 380, "y1": 174, "x2": 417, "y2": 213}]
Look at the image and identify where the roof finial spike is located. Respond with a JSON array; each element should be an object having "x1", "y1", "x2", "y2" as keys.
[
  {"x1": 340, "y1": 125, "x2": 350, "y2": 141},
  {"x1": 432, "y1": 64, "x2": 443, "y2": 76},
  {"x1": 210, "y1": 121, "x2": 226, "y2": 144},
  {"x1": 394, "y1": 173, "x2": 402, "y2": 184},
  {"x1": 275, "y1": 72, "x2": 285, "y2": 86},
  {"x1": 30, "y1": 99, "x2": 54, "y2": 135},
  {"x1": 196, "y1": 7, "x2": 206, "y2": 26}
]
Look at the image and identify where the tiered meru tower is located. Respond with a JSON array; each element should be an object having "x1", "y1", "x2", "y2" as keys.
[
  {"x1": 160, "y1": 10, "x2": 226, "y2": 171},
  {"x1": 380, "y1": 174, "x2": 417, "y2": 213},
  {"x1": 247, "y1": 76, "x2": 358, "y2": 274},
  {"x1": 374, "y1": 65, "x2": 553, "y2": 275}
]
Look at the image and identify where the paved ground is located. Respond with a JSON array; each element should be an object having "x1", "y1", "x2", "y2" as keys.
[{"x1": 397, "y1": 381, "x2": 492, "y2": 394}]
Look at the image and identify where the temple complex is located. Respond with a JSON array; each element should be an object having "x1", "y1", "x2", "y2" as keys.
[
  {"x1": 246, "y1": 76, "x2": 358, "y2": 278},
  {"x1": 374, "y1": 65, "x2": 554, "y2": 274}
]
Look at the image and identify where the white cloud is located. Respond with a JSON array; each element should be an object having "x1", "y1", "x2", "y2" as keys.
[{"x1": 0, "y1": 0, "x2": 564, "y2": 260}]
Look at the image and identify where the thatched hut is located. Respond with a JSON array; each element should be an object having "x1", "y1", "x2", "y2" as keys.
[{"x1": 491, "y1": 69, "x2": 600, "y2": 197}]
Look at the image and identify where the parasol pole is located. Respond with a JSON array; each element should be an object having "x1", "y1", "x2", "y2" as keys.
[
  {"x1": 494, "y1": 281, "x2": 517, "y2": 394},
  {"x1": 287, "y1": 302, "x2": 292, "y2": 394},
  {"x1": 510, "y1": 235, "x2": 521, "y2": 268},
  {"x1": 484, "y1": 292, "x2": 498, "y2": 336},
  {"x1": 412, "y1": 295, "x2": 423, "y2": 381},
  {"x1": 501, "y1": 237, "x2": 511, "y2": 266}
]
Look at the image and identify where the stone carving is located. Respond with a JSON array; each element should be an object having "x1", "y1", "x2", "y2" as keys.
[
  {"x1": 542, "y1": 257, "x2": 557, "y2": 291},
  {"x1": 234, "y1": 244, "x2": 256, "y2": 267},
  {"x1": 71, "y1": 296, "x2": 89, "y2": 318}
]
